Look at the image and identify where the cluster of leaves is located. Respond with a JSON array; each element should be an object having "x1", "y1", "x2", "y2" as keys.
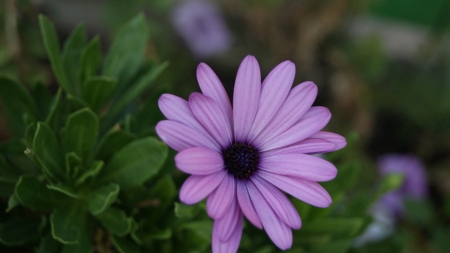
[{"x1": 0, "y1": 14, "x2": 204, "y2": 252}]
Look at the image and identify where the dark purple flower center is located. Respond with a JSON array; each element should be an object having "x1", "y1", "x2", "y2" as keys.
[{"x1": 223, "y1": 143, "x2": 259, "y2": 180}]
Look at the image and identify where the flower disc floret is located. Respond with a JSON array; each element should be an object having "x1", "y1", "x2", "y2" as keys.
[{"x1": 223, "y1": 143, "x2": 259, "y2": 179}]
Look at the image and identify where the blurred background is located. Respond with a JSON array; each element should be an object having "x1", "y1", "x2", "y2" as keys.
[{"x1": 1, "y1": 0, "x2": 450, "y2": 252}]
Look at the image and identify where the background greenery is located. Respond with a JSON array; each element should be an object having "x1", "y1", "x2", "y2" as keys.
[{"x1": 1, "y1": 0, "x2": 449, "y2": 252}]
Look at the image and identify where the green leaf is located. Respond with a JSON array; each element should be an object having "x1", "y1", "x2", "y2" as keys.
[
  {"x1": 87, "y1": 183, "x2": 120, "y2": 215},
  {"x1": 46, "y1": 88, "x2": 65, "y2": 131},
  {"x1": 0, "y1": 155, "x2": 20, "y2": 184},
  {"x1": 146, "y1": 175, "x2": 176, "y2": 223},
  {"x1": 51, "y1": 201, "x2": 86, "y2": 244},
  {"x1": 33, "y1": 82, "x2": 53, "y2": 119},
  {"x1": 300, "y1": 218, "x2": 365, "y2": 237},
  {"x1": 75, "y1": 160, "x2": 104, "y2": 186},
  {"x1": 108, "y1": 62, "x2": 169, "y2": 121},
  {"x1": 404, "y1": 198, "x2": 434, "y2": 225},
  {"x1": 94, "y1": 129, "x2": 136, "y2": 162},
  {"x1": 6, "y1": 193, "x2": 20, "y2": 212},
  {"x1": 174, "y1": 202, "x2": 197, "y2": 219},
  {"x1": 103, "y1": 14, "x2": 149, "y2": 88},
  {"x1": 111, "y1": 235, "x2": 141, "y2": 253},
  {"x1": 47, "y1": 184, "x2": 79, "y2": 198},
  {"x1": 0, "y1": 76, "x2": 39, "y2": 136},
  {"x1": 309, "y1": 239, "x2": 352, "y2": 253},
  {"x1": 79, "y1": 37, "x2": 101, "y2": 83},
  {"x1": 15, "y1": 175, "x2": 68, "y2": 210},
  {"x1": 60, "y1": 216, "x2": 93, "y2": 253},
  {"x1": 81, "y1": 76, "x2": 116, "y2": 112},
  {"x1": 372, "y1": 173, "x2": 404, "y2": 202},
  {"x1": 33, "y1": 122, "x2": 65, "y2": 180},
  {"x1": 62, "y1": 23, "x2": 87, "y2": 94},
  {"x1": 39, "y1": 15, "x2": 71, "y2": 93},
  {"x1": 0, "y1": 216, "x2": 42, "y2": 246},
  {"x1": 37, "y1": 233, "x2": 61, "y2": 253},
  {"x1": 67, "y1": 94, "x2": 90, "y2": 112},
  {"x1": 95, "y1": 137, "x2": 168, "y2": 188},
  {"x1": 0, "y1": 182, "x2": 15, "y2": 197},
  {"x1": 65, "y1": 152, "x2": 82, "y2": 178},
  {"x1": 95, "y1": 207, "x2": 132, "y2": 236},
  {"x1": 64, "y1": 108, "x2": 99, "y2": 159}
]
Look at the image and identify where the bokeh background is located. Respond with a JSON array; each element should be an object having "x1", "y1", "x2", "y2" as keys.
[{"x1": 1, "y1": 0, "x2": 450, "y2": 252}]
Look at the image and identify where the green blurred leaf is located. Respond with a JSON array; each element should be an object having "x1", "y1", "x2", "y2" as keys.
[
  {"x1": 65, "y1": 152, "x2": 82, "y2": 178},
  {"x1": 111, "y1": 235, "x2": 141, "y2": 253},
  {"x1": 37, "y1": 233, "x2": 61, "y2": 253},
  {"x1": 62, "y1": 23, "x2": 87, "y2": 95},
  {"x1": 0, "y1": 155, "x2": 19, "y2": 184},
  {"x1": 15, "y1": 175, "x2": 68, "y2": 210},
  {"x1": 103, "y1": 14, "x2": 149, "y2": 88},
  {"x1": 108, "y1": 62, "x2": 169, "y2": 121},
  {"x1": 146, "y1": 175, "x2": 176, "y2": 222},
  {"x1": 404, "y1": 198, "x2": 434, "y2": 225},
  {"x1": 51, "y1": 201, "x2": 86, "y2": 244},
  {"x1": 75, "y1": 160, "x2": 104, "y2": 186},
  {"x1": 87, "y1": 183, "x2": 119, "y2": 215},
  {"x1": 0, "y1": 182, "x2": 15, "y2": 197},
  {"x1": 300, "y1": 218, "x2": 365, "y2": 237},
  {"x1": 96, "y1": 207, "x2": 132, "y2": 236},
  {"x1": 0, "y1": 76, "x2": 39, "y2": 136},
  {"x1": 60, "y1": 216, "x2": 93, "y2": 253},
  {"x1": 39, "y1": 15, "x2": 71, "y2": 93},
  {"x1": 174, "y1": 202, "x2": 197, "y2": 219},
  {"x1": 6, "y1": 193, "x2": 20, "y2": 212},
  {"x1": 65, "y1": 108, "x2": 99, "y2": 159},
  {"x1": 0, "y1": 216, "x2": 42, "y2": 246},
  {"x1": 46, "y1": 88, "x2": 65, "y2": 131},
  {"x1": 81, "y1": 76, "x2": 116, "y2": 112},
  {"x1": 67, "y1": 94, "x2": 90, "y2": 113},
  {"x1": 33, "y1": 122, "x2": 65, "y2": 180},
  {"x1": 47, "y1": 184, "x2": 79, "y2": 198},
  {"x1": 79, "y1": 36, "x2": 101, "y2": 84},
  {"x1": 95, "y1": 137, "x2": 167, "y2": 188},
  {"x1": 33, "y1": 82, "x2": 53, "y2": 119},
  {"x1": 94, "y1": 129, "x2": 136, "y2": 162},
  {"x1": 309, "y1": 239, "x2": 352, "y2": 253},
  {"x1": 372, "y1": 173, "x2": 404, "y2": 202}
]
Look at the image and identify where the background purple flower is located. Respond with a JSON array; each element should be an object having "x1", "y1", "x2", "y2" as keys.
[
  {"x1": 171, "y1": 0, "x2": 232, "y2": 58},
  {"x1": 377, "y1": 154, "x2": 428, "y2": 216}
]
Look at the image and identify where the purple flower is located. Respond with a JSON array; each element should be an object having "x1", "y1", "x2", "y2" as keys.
[
  {"x1": 171, "y1": 0, "x2": 232, "y2": 58},
  {"x1": 156, "y1": 55, "x2": 346, "y2": 252},
  {"x1": 377, "y1": 154, "x2": 428, "y2": 216}
]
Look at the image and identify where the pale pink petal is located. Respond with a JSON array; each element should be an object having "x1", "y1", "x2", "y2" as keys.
[
  {"x1": 236, "y1": 180, "x2": 262, "y2": 229},
  {"x1": 257, "y1": 170, "x2": 332, "y2": 208},
  {"x1": 233, "y1": 55, "x2": 261, "y2": 142},
  {"x1": 175, "y1": 147, "x2": 224, "y2": 175},
  {"x1": 252, "y1": 81, "x2": 317, "y2": 147},
  {"x1": 156, "y1": 120, "x2": 221, "y2": 152},
  {"x1": 197, "y1": 63, "x2": 233, "y2": 126},
  {"x1": 258, "y1": 106, "x2": 331, "y2": 151},
  {"x1": 247, "y1": 61, "x2": 295, "y2": 142},
  {"x1": 179, "y1": 170, "x2": 227, "y2": 204},
  {"x1": 207, "y1": 174, "x2": 236, "y2": 219},
  {"x1": 259, "y1": 153, "x2": 337, "y2": 182},
  {"x1": 247, "y1": 180, "x2": 293, "y2": 250},
  {"x1": 310, "y1": 131, "x2": 347, "y2": 151},
  {"x1": 212, "y1": 204, "x2": 243, "y2": 253},
  {"x1": 251, "y1": 177, "x2": 301, "y2": 229},
  {"x1": 190, "y1": 93, "x2": 233, "y2": 148},
  {"x1": 262, "y1": 139, "x2": 336, "y2": 156}
]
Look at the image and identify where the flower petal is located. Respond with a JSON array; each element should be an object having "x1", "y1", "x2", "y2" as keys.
[
  {"x1": 259, "y1": 153, "x2": 337, "y2": 182},
  {"x1": 212, "y1": 203, "x2": 243, "y2": 253},
  {"x1": 158, "y1": 94, "x2": 205, "y2": 133},
  {"x1": 190, "y1": 92, "x2": 233, "y2": 148},
  {"x1": 252, "y1": 81, "x2": 317, "y2": 147},
  {"x1": 197, "y1": 63, "x2": 233, "y2": 126},
  {"x1": 262, "y1": 139, "x2": 336, "y2": 156},
  {"x1": 236, "y1": 180, "x2": 262, "y2": 229},
  {"x1": 179, "y1": 170, "x2": 227, "y2": 204},
  {"x1": 247, "y1": 180, "x2": 293, "y2": 250},
  {"x1": 247, "y1": 61, "x2": 295, "y2": 142},
  {"x1": 259, "y1": 106, "x2": 331, "y2": 151},
  {"x1": 233, "y1": 55, "x2": 261, "y2": 142},
  {"x1": 257, "y1": 170, "x2": 332, "y2": 208},
  {"x1": 156, "y1": 120, "x2": 221, "y2": 152},
  {"x1": 310, "y1": 131, "x2": 347, "y2": 151},
  {"x1": 207, "y1": 174, "x2": 236, "y2": 219},
  {"x1": 252, "y1": 176, "x2": 301, "y2": 229},
  {"x1": 175, "y1": 147, "x2": 224, "y2": 175}
]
